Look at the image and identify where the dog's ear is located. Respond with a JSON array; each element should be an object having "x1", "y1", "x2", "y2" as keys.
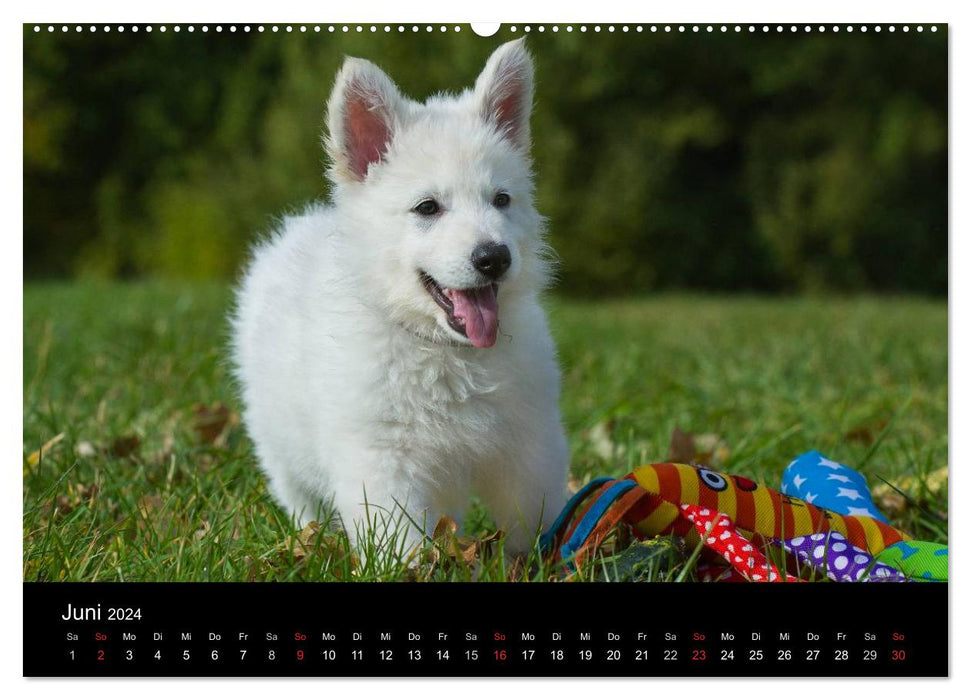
[
  {"x1": 474, "y1": 38, "x2": 534, "y2": 152},
  {"x1": 325, "y1": 57, "x2": 402, "y2": 182}
]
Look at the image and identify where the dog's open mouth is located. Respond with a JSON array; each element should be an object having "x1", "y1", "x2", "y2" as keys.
[{"x1": 420, "y1": 272, "x2": 499, "y2": 348}]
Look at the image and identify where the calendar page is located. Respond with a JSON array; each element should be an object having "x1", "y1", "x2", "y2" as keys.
[{"x1": 22, "y1": 19, "x2": 948, "y2": 678}]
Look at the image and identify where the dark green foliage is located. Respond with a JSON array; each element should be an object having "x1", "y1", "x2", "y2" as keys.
[{"x1": 24, "y1": 26, "x2": 946, "y2": 294}]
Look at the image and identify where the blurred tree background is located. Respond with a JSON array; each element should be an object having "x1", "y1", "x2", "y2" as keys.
[{"x1": 23, "y1": 25, "x2": 947, "y2": 295}]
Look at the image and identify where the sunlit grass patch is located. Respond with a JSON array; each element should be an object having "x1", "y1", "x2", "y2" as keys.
[{"x1": 23, "y1": 283, "x2": 947, "y2": 582}]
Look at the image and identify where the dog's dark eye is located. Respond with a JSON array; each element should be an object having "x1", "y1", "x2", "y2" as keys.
[
  {"x1": 493, "y1": 192, "x2": 511, "y2": 208},
  {"x1": 413, "y1": 199, "x2": 441, "y2": 216}
]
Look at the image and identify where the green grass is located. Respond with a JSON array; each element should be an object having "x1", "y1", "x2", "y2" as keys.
[{"x1": 23, "y1": 281, "x2": 948, "y2": 582}]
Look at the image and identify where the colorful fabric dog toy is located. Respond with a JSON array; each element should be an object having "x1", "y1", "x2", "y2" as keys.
[
  {"x1": 541, "y1": 452, "x2": 948, "y2": 582},
  {"x1": 782, "y1": 451, "x2": 947, "y2": 581}
]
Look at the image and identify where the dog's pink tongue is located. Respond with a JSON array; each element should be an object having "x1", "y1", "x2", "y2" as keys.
[{"x1": 450, "y1": 286, "x2": 499, "y2": 348}]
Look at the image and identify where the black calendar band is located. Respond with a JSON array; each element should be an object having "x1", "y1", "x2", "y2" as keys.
[{"x1": 24, "y1": 581, "x2": 948, "y2": 677}]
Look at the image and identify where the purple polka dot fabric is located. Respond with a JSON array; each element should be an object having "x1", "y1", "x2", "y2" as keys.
[{"x1": 774, "y1": 531, "x2": 908, "y2": 582}]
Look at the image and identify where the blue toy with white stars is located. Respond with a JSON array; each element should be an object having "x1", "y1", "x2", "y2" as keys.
[{"x1": 782, "y1": 450, "x2": 891, "y2": 523}]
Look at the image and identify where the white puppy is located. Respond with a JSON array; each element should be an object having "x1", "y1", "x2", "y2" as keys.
[{"x1": 232, "y1": 39, "x2": 568, "y2": 556}]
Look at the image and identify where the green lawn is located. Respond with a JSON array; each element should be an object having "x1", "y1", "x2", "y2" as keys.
[{"x1": 23, "y1": 282, "x2": 948, "y2": 582}]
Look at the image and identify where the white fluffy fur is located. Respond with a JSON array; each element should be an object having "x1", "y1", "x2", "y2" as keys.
[{"x1": 231, "y1": 40, "x2": 568, "y2": 555}]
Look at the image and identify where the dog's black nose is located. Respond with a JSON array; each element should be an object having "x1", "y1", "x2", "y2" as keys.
[{"x1": 471, "y1": 242, "x2": 511, "y2": 280}]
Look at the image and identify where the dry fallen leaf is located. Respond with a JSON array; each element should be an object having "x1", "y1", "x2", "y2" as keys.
[
  {"x1": 271, "y1": 521, "x2": 355, "y2": 577},
  {"x1": 432, "y1": 514, "x2": 458, "y2": 540},
  {"x1": 667, "y1": 428, "x2": 729, "y2": 466},
  {"x1": 192, "y1": 402, "x2": 235, "y2": 446},
  {"x1": 462, "y1": 535, "x2": 486, "y2": 564},
  {"x1": 871, "y1": 467, "x2": 948, "y2": 517},
  {"x1": 26, "y1": 432, "x2": 66, "y2": 467},
  {"x1": 244, "y1": 555, "x2": 262, "y2": 582},
  {"x1": 480, "y1": 530, "x2": 503, "y2": 546},
  {"x1": 55, "y1": 482, "x2": 99, "y2": 515},
  {"x1": 506, "y1": 555, "x2": 526, "y2": 582},
  {"x1": 694, "y1": 433, "x2": 730, "y2": 466},
  {"x1": 425, "y1": 515, "x2": 459, "y2": 566},
  {"x1": 137, "y1": 494, "x2": 164, "y2": 517},
  {"x1": 283, "y1": 521, "x2": 321, "y2": 563},
  {"x1": 844, "y1": 419, "x2": 889, "y2": 445},
  {"x1": 134, "y1": 494, "x2": 180, "y2": 537},
  {"x1": 874, "y1": 491, "x2": 908, "y2": 518},
  {"x1": 193, "y1": 520, "x2": 212, "y2": 541},
  {"x1": 424, "y1": 516, "x2": 503, "y2": 573},
  {"x1": 667, "y1": 427, "x2": 696, "y2": 463},
  {"x1": 110, "y1": 435, "x2": 141, "y2": 458}
]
